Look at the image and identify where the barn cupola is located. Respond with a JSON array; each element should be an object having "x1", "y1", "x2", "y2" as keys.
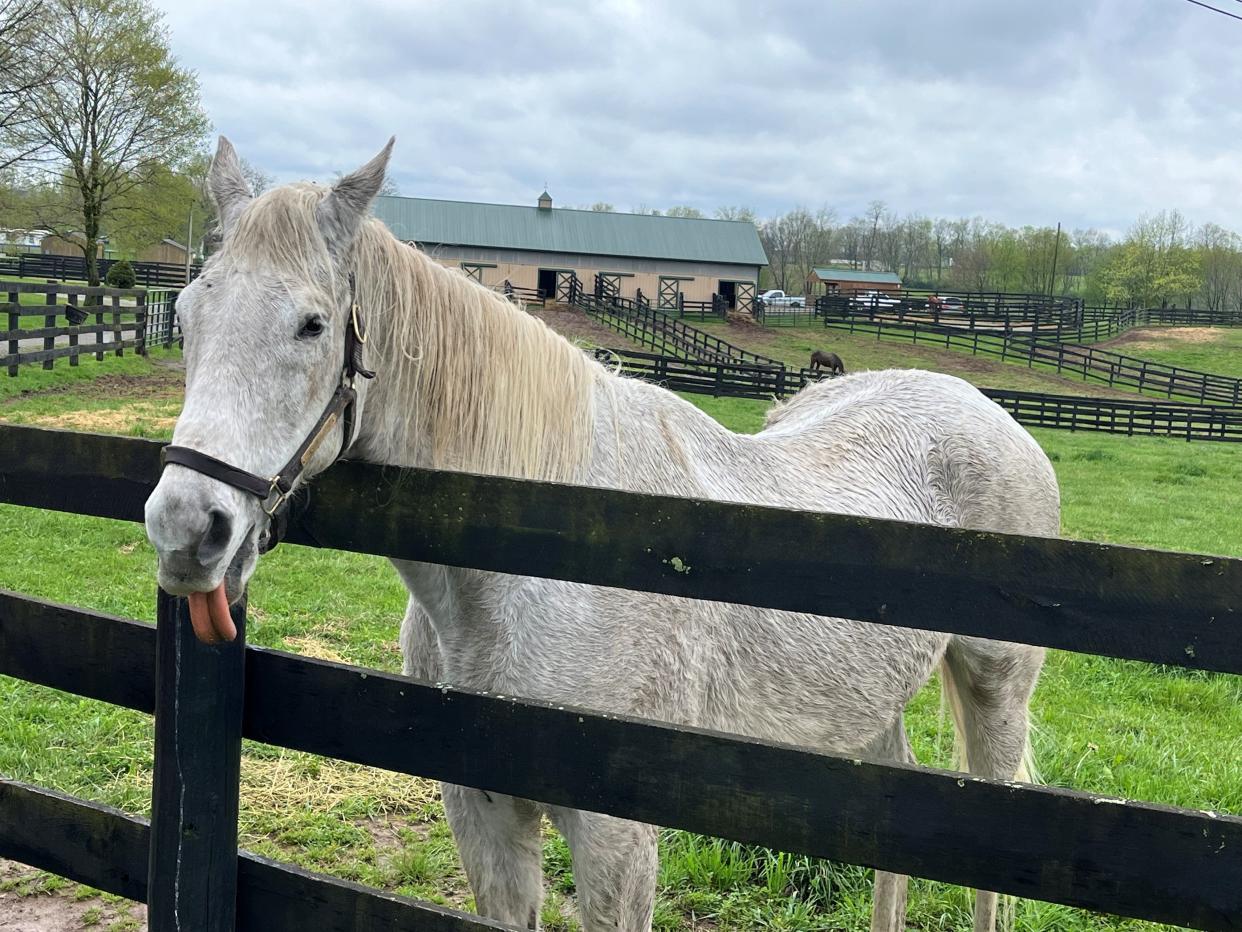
[{"x1": 537, "y1": 190, "x2": 553, "y2": 211}]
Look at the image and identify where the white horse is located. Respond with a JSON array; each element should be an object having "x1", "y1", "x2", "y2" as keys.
[{"x1": 145, "y1": 138, "x2": 1059, "y2": 932}]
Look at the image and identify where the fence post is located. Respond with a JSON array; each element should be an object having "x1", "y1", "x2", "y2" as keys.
[
  {"x1": 136, "y1": 291, "x2": 148, "y2": 357},
  {"x1": 67, "y1": 292, "x2": 80, "y2": 367},
  {"x1": 111, "y1": 294, "x2": 123, "y2": 356},
  {"x1": 148, "y1": 589, "x2": 246, "y2": 932},
  {"x1": 42, "y1": 289, "x2": 56, "y2": 371},
  {"x1": 7, "y1": 289, "x2": 18, "y2": 377},
  {"x1": 95, "y1": 296, "x2": 106, "y2": 361}
]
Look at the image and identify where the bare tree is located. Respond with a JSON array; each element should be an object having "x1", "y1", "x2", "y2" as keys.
[
  {"x1": 664, "y1": 205, "x2": 704, "y2": 219},
  {"x1": 714, "y1": 205, "x2": 756, "y2": 223},
  {"x1": 862, "y1": 200, "x2": 886, "y2": 270},
  {"x1": 589, "y1": 202, "x2": 614, "y2": 212},
  {"x1": 11, "y1": 0, "x2": 207, "y2": 285},
  {"x1": 759, "y1": 208, "x2": 816, "y2": 292},
  {"x1": 0, "y1": 0, "x2": 52, "y2": 171},
  {"x1": 241, "y1": 157, "x2": 274, "y2": 196}
]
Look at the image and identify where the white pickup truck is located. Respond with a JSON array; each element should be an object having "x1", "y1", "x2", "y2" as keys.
[{"x1": 757, "y1": 289, "x2": 805, "y2": 307}]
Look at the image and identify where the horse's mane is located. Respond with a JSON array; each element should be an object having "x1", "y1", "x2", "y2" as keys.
[{"x1": 226, "y1": 183, "x2": 597, "y2": 482}]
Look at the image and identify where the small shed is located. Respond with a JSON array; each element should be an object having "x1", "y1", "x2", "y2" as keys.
[{"x1": 806, "y1": 268, "x2": 902, "y2": 296}]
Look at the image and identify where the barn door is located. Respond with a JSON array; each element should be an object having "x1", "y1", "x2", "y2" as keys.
[
  {"x1": 658, "y1": 277, "x2": 681, "y2": 310},
  {"x1": 735, "y1": 281, "x2": 757, "y2": 314}
]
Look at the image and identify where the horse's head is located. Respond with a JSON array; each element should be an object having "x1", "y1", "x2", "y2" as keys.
[{"x1": 144, "y1": 136, "x2": 394, "y2": 642}]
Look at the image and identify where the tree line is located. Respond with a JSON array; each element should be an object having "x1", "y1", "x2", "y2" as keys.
[{"x1": 748, "y1": 204, "x2": 1231, "y2": 311}]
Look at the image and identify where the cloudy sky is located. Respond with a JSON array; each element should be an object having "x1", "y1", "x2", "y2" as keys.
[{"x1": 158, "y1": 0, "x2": 1242, "y2": 233}]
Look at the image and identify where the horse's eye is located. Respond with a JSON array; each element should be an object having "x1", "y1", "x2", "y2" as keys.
[{"x1": 298, "y1": 316, "x2": 325, "y2": 339}]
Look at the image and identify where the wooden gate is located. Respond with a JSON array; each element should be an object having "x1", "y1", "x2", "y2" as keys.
[
  {"x1": 595, "y1": 273, "x2": 621, "y2": 300},
  {"x1": 556, "y1": 271, "x2": 580, "y2": 304}
]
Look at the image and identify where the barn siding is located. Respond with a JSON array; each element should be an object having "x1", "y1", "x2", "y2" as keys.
[{"x1": 422, "y1": 244, "x2": 758, "y2": 303}]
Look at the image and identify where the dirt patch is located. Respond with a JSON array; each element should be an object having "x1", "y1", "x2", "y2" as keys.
[
  {"x1": 1100, "y1": 327, "x2": 1226, "y2": 350},
  {"x1": 526, "y1": 305, "x2": 642, "y2": 351},
  {"x1": 0, "y1": 860, "x2": 146, "y2": 931},
  {"x1": 23, "y1": 403, "x2": 178, "y2": 434}
]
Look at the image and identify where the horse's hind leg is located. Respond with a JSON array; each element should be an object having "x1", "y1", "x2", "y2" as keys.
[
  {"x1": 866, "y1": 717, "x2": 915, "y2": 932},
  {"x1": 546, "y1": 806, "x2": 658, "y2": 932},
  {"x1": 442, "y1": 784, "x2": 545, "y2": 929},
  {"x1": 941, "y1": 636, "x2": 1045, "y2": 932}
]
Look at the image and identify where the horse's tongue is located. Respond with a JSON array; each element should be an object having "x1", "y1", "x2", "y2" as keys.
[{"x1": 186, "y1": 582, "x2": 237, "y2": 644}]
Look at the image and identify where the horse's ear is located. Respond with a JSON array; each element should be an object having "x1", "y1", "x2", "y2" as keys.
[
  {"x1": 209, "y1": 136, "x2": 253, "y2": 238},
  {"x1": 317, "y1": 138, "x2": 395, "y2": 260}
]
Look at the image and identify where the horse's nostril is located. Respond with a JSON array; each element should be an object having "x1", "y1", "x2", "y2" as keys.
[{"x1": 196, "y1": 508, "x2": 234, "y2": 565}]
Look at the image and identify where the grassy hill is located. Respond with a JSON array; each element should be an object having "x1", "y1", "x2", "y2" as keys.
[{"x1": 1097, "y1": 326, "x2": 1242, "y2": 378}]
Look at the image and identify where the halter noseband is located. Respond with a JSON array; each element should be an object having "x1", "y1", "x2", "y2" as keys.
[{"x1": 160, "y1": 274, "x2": 375, "y2": 554}]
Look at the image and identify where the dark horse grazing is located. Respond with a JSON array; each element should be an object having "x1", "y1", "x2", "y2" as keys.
[{"x1": 810, "y1": 349, "x2": 845, "y2": 375}]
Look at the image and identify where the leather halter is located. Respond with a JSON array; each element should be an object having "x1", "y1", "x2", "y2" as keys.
[{"x1": 160, "y1": 274, "x2": 375, "y2": 554}]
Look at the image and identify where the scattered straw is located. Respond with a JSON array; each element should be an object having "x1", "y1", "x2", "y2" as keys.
[
  {"x1": 241, "y1": 749, "x2": 438, "y2": 816},
  {"x1": 281, "y1": 636, "x2": 349, "y2": 664}
]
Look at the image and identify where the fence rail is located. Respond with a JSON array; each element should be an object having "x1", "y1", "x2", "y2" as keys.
[
  {"x1": 0, "y1": 252, "x2": 200, "y2": 288},
  {"x1": 501, "y1": 279, "x2": 546, "y2": 308},
  {"x1": 1, "y1": 424, "x2": 1241, "y2": 930},
  {"x1": 2, "y1": 281, "x2": 149, "y2": 375}
]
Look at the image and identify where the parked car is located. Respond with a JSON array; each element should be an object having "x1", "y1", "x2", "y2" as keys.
[
  {"x1": 928, "y1": 295, "x2": 966, "y2": 313},
  {"x1": 851, "y1": 289, "x2": 900, "y2": 309},
  {"x1": 758, "y1": 289, "x2": 806, "y2": 308}
]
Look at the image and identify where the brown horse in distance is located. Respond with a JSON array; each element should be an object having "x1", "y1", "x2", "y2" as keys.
[{"x1": 809, "y1": 349, "x2": 845, "y2": 375}]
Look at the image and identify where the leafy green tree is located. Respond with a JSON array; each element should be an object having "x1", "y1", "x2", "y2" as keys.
[
  {"x1": 11, "y1": 0, "x2": 208, "y2": 285},
  {"x1": 1097, "y1": 212, "x2": 1202, "y2": 308}
]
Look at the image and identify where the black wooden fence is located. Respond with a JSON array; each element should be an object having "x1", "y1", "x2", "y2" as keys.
[
  {"x1": 819, "y1": 314, "x2": 1242, "y2": 405},
  {"x1": 0, "y1": 423, "x2": 1240, "y2": 930},
  {"x1": 2, "y1": 281, "x2": 150, "y2": 376},
  {"x1": 598, "y1": 348, "x2": 1242, "y2": 442},
  {"x1": 502, "y1": 279, "x2": 546, "y2": 308},
  {"x1": 1, "y1": 252, "x2": 200, "y2": 288}
]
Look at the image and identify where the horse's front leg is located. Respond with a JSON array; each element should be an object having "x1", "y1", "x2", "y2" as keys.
[{"x1": 442, "y1": 784, "x2": 545, "y2": 930}]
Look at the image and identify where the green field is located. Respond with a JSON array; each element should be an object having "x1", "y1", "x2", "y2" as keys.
[
  {"x1": 1100, "y1": 327, "x2": 1242, "y2": 379},
  {"x1": 0, "y1": 364, "x2": 1238, "y2": 931}
]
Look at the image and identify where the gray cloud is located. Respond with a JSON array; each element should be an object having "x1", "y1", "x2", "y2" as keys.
[{"x1": 159, "y1": 0, "x2": 1242, "y2": 231}]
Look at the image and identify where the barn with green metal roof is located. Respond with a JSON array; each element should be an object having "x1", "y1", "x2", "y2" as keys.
[
  {"x1": 806, "y1": 267, "x2": 903, "y2": 296},
  {"x1": 371, "y1": 192, "x2": 768, "y2": 310}
]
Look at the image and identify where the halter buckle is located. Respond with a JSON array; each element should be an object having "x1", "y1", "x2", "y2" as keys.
[
  {"x1": 262, "y1": 478, "x2": 289, "y2": 518},
  {"x1": 350, "y1": 302, "x2": 367, "y2": 345}
]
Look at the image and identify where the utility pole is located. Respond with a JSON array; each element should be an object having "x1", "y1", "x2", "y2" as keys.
[{"x1": 184, "y1": 207, "x2": 194, "y2": 285}]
